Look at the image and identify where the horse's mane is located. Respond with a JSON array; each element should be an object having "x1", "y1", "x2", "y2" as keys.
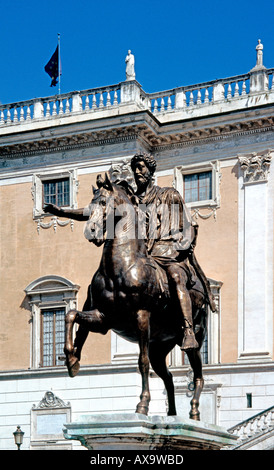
[{"x1": 113, "y1": 179, "x2": 138, "y2": 207}]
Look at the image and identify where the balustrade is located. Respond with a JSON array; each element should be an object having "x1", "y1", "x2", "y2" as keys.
[
  {"x1": 228, "y1": 405, "x2": 274, "y2": 444},
  {"x1": 0, "y1": 85, "x2": 121, "y2": 127},
  {"x1": 1, "y1": 68, "x2": 274, "y2": 127}
]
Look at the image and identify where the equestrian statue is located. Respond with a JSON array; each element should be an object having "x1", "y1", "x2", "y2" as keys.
[{"x1": 44, "y1": 153, "x2": 216, "y2": 420}]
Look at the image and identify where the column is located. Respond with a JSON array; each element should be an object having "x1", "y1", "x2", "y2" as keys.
[{"x1": 238, "y1": 151, "x2": 273, "y2": 361}]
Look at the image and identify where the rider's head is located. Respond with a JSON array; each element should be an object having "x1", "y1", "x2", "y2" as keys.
[
  {"x1": 131, "y1": 153, "x2": 156, "y2": 191},
  {"x1": 131, "y1": 153, "x2": 157, "y2": 176}
]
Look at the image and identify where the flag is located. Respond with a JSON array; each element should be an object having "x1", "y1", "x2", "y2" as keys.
[{"x1": 44, "y1": 45, "x2": 59, "y2": 87}]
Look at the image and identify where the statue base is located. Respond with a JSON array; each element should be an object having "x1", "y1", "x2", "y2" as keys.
[{"x1": 63, "y1": 413, "x2": 237, "y2": 450}]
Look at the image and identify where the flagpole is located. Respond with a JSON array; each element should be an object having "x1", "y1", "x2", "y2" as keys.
[{"x1": 58, "y1": 33, "x2": 61, "y2": 95}]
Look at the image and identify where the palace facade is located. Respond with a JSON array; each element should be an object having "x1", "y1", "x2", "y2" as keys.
[{"x1": 0, "y1": 42, "x2": 274, "y2": 450}]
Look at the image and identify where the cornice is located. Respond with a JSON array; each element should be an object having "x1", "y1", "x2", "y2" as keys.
[{"x1": 0, "y1": 114, "x2": 274, "y2": 160}]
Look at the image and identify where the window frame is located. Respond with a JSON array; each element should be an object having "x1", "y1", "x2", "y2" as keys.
[
  {"x1": 25, "y1": 275, "x2": 80, "y2": 369},
  {"x1": 174, "y1": 161, "x2": 220, "y2": 210},
  {"x1": 32, "y1": 169, "x2": 79, "y2": 219}
]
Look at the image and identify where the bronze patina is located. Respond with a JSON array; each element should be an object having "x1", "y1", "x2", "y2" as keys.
[{"x1": 45, "y1": 153, "x2": 215, "y2": 420}]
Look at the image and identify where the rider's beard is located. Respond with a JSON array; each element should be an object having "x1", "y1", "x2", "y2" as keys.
[{"x1": 135, "y1": 173, "x2": 152, "y2": 193}]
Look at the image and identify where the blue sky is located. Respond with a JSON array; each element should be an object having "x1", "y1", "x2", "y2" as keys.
[{"x1": 1, "y1": 0, "x2": 274, "y2": 105}]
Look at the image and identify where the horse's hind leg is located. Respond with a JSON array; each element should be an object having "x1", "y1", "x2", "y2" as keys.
[
  {"x1": 136, "y1": 309, "x2": 151, "y2": 415},
  {"x1": 186, "y1": 348, "x2": 204, "y2": 420},
  {"x1": 149, "y1": 341, "x2": 177, "y2": 416}
]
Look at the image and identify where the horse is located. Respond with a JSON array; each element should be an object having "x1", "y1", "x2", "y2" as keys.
[{"x1": 62, "y1": 174, "x2": 209, "y2": 419}]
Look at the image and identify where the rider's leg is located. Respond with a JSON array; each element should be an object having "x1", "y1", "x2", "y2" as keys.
[{"x1": 167, "y1": 265, "x2": 199, "y2": 351}]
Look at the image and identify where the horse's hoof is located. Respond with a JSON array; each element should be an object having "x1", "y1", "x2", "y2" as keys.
[
  {"x1": 66, "y1": 357, "x2": 80, "y2": 377},
  {"x1": 135, "y1": 405, "x2": 148, "y2": 415},
  {"x1": 189, "y1": 411, "x2": 200, "y2": 421}
]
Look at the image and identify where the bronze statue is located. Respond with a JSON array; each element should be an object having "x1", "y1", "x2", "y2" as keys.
[{"x1": 44, "y1": 153, "x2": 215, "y2": 420}]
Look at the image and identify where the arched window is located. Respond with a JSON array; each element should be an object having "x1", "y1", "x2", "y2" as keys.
[{"x1": 25, "y1": 276, "x2": 80, "y2": 369}]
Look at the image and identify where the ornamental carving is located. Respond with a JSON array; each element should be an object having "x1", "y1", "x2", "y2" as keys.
[
  {"x1": 32, "y1": 391, "x2": 70, "y2": 409},
  {"x1": 238, "y1": 151, "x2": 272, "y2": 184}
]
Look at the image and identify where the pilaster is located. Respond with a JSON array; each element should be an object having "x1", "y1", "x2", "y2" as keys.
[{"x1": 238, "y1": 150, "x2": 273, "y2": 362}]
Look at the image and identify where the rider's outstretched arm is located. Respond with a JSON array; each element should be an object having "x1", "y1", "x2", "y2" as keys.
[{"x1": 44, "y1": 204, "x2": 89, "y2": 221}]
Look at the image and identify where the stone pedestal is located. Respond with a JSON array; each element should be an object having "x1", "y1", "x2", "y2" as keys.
[{"x1": 63, "y1": 413, "x2": 237, "y2": 450}]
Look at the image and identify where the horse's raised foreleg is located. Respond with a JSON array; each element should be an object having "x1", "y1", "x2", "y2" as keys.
[
  {"x1": 149, "y1": 341, "x2": 177, "y2": 416},
  {"x1": 64, "y1": 308, "x2": 108, "y2": 378},
  {"x1": 136, "y1": 309, "x2": 151, "y2": 415}
]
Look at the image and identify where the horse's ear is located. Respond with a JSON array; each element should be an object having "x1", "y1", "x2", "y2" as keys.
[
  {"x1": 96, "y1": 174, "x2": 104, "y2": 188},
  {"x1": 104, "y1": 172, "x2": 113, "y2": 191},
  {"x1": 117, "y1": 180, "x2": 134, "y2": 196}
]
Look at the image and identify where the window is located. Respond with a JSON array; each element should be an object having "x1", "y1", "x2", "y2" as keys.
[
  {"x1": 41, "y1": 308, "x2": 65, "y2": 367},
  {"x1": 43, "y1": 178, "x2": 70, "y2": 207},
  {"x1": 24, "y1": 275, "x2": 80, "y2": 369},
  {"x1": 184, "y1": 171, "x2": 212, "y2": 203},
  {"x1": 174, "y1": 161, "x2": 220, "y2": 210},
  {"x1": 32, "y1": 169, "x2": 79, "y2": 219}
]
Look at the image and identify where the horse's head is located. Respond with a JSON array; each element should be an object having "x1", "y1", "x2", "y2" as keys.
[{"x1": 84, "y1": 173, "x2": 137, "y2": 246}]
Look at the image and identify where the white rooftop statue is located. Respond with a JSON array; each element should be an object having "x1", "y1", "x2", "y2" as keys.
[
  {"x1": 125, "y1": 50, "x2": 135, "y2": 81},
  {"x1": 254, "y1": 39, "x2": 265, "y2": 70}
]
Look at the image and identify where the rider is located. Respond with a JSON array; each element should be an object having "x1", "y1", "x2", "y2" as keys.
[{"x1": 130, "y1": 152, "x2": 200, "y2": 351}]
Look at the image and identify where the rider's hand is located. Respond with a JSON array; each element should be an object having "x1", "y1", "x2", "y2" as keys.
[{"x1": 44, "y1": 203, "x2": 62, "y2": 215}]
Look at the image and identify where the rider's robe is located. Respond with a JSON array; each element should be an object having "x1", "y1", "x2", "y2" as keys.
[
  {"x1": 136, "y1": 185, "x2": 196, "y2": 291},
  {"x1": 137, "y1": 185, "x2": 194, "y2": 261}
]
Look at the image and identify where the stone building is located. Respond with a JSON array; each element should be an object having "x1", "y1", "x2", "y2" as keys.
[{"x1": 0, "y1": 42, "x2": 274, "y2": 450}]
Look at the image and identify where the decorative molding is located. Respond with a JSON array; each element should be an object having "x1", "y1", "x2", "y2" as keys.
[
  {"x1": 109, "y1": 158, "x2": 136, "y2": 190},
  {"x1": 1, "y1": 116, "x2": 274, "y2": 159},
  {"x1": 191, "y1": 207, "x2": 217, "y2": 220},
  {"x1": 36, "y1": 216, "x2": 74, "y2": 234},
  {"x1": 238, "y1": 151, "x2": 272, "y2": 184},
  {"x1": 32, "y1": 391, "x2": 70, "y2": 410}
]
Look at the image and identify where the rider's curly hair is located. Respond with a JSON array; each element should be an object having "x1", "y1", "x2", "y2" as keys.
[{"x1": 130, "y1": 153, "x2": 157, "y2": 175}]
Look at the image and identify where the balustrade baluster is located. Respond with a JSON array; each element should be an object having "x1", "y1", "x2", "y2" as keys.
[
  {"x1": 26, "y1": 106, "x2": 31, "y2": 121},
  {"x1": 59, "y1": 100, "x2": 64, "y2": 115},
  {"x1": 65, "y1": 99, "x2": 70, "y2": 114},
  {"x1": 227, "y1": 84, "x2": 232, "y2": 99},
  {"x1": 160, "y1": 97, "x2": 165, "y2": 112},
  {"x1": 99, "y1": 93, "x2": 104, "y2": 108},
  {"x1": 204, "y1": 88, "x2": 209, "y2": 103},
  {"x1": 13, "y1": 107, "x2": 18, "y2": 123},
  {"x1": 154, "y1": 98, "x2": 158, "y2": 113},
  {"x1": 85, "y1": 95, "x2": 90, "y2": 111},
  {"x1": 7, "y1": 109, "x2": 11, "y2": 124},
  {"x1": 52, "y1": 101, "x2": 57, "y2": 116},
  {"x1": 242, "y1": 80, "x2": 247, "y2": 95},
  {"x1": 0, "y1": 110, "x2": 4, "y2": 125},
  {"x1": 106, "y1": 91, "x2": 111, "y2": 107},
  {"x1": 167, "y1": 96, "x2": 172, "y2": 110},
  {"x1": 19, "y1": 107, "x2": 24, "y2": 122},
  {"x1": 113, "y1": 90, "x2": 118, "y2": 105},
  {"x1": 248, "y1": 419, "x2": 254, "y2": 437},
  {"x1": 189, "y1": 92, "x2": 194, "y2": 106},
  {"x1": 234, "y1": 82, "x2": 239, "y2": 97},
  {"x1": 261, "y1": 413, "x2": 268, "y2": 430},
  {"x1": 92, "y1": 94, "x2": 97, "y2": 110},
  {"x1": 255, "y1": 417, "x2": 261, "y2": 433},
  {"x1": 46, "y1": 102, "x2": 50, "y2": 118},
  {"x1": 197, "y1": 90, "x2": 202, "y2": 105}
]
